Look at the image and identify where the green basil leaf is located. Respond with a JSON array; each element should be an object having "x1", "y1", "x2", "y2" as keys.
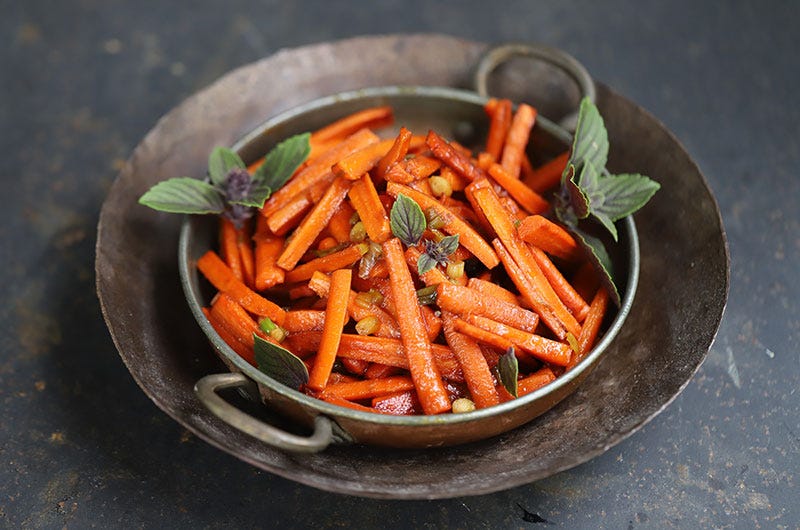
[
  {"x1": 138, "y1": 177, "x2": 225, "y2": 214},
  {"x1": 417, "y1": 252, "x2": 438, "y2": 275},
  {"x1": 253, "y1": 133, "x2": 311, "y2": 191},
  {"x1": 588, "y1": 173, "x2": 661, "y2": 222},
  {"x1": 566, "y1": 163, "x2": 591, "y2": 219},
  {"x1": 567, "y1": 98, "x2": 609, "y2": 178},
  {"x1": 497, "y1": 347, "x2": 519, "y2": 398},
  {"x1": 569, "y1": 227, "x2": 621, "y2": 306},
  {"x1": 390, "y1": 193, "x2": 426, "y2": 246},
  {"x1": 253, "y1": 334, "x2": 309, "y2": 390},
  {"x1": 228, "y1": 180, "x2": 273, "y2": 208},
  {"x1": 208, "y1": 147, "x2": 245, "y2": 186},
  {"x1": 437, "y1": 234, "x2": 460, "y2": 257}
]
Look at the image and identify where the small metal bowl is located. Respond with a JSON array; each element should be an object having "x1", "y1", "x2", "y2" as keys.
[{"x1": 180, "y1": 46, "x2": 639, "y2": 452}]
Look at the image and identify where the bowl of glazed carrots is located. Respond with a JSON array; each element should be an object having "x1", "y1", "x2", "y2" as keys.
[{"x1": 172, "y1": 79, "x2": 641, "y2": 451}]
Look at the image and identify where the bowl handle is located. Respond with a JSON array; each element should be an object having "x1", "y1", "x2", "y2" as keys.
[
  {"x1": 473, "y1": 43, "x2": 595, "y2": 131},
  {"x1": 194, "y1": 372, "x2": 334, "y2": 453}
]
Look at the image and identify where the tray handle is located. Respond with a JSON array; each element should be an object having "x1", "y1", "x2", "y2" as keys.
[
  {"x1": 194, "y1": 372, "x2": 333, "y2": 453},
  {"x1": 474, "y1": 43, "x2": 595, "y2": 131}
]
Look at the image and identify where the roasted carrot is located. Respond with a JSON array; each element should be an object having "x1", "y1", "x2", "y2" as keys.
[
  {"x1": 528, "y1": 245, "x2": 590, "y2": 322},
  {"x1": 327, "y1": 200, "x2": 356, "y2": 243},
  {"x1": 574, "y1": 287, "x2": 609, "y2": 365},
  {"x1": 485, "y1": 98, "x2": 513, "y2": 161},
  {"x1": 254, "y1": 234, "x2": 285, "y2": 291},
  {"x1": 197, "y1": 250, "x2": 286, "y2": 325},
  {"x1": 435, "y1": 282, "x2": 540, "y2": 333},
  {"x1": 219, "y1": 217, "x2": 243, "y2": 281},
  {"x1": 203, "y1": 306, "x2": 255, "y2": 364},
  {"x1": 208, "y1": 293, "x2": 267, "y2": 349},
  {"x1": 372, "y1": 390, "x2": 422, "y2": 415},
  {"x1": 442, "y1": 312, "x2": 500, "y2": 409},
  {"x1": 319, "y1": 393, "x2": 383, "y2": 414},
  {"x1": 364, "y1": 363, "x2": 404, "y2": 380},
  {"x1": 374, "y1": 126, "x2": 413, "y2": 179},
  {"x1": 284, "y1": 243, "x2": 367, "y2": 283},
  {"x1": 307, "y1": 268, "x2": 352, "y2": 391},
  {"x1": 487, "y1": 162, "x2": 549, "y2": 215},
  {"x1": 320, "y1": 376, "x2": 415, "y2": 401},
  {"x1": 517, "y1": 214, "x2": 580, "y2": 261},
  {"x1": 348, "y1": 173, "x2": 392, "y2": 243},
  {"x1": 382, "y1": 238, "x2": 451, "y2": 414},
  {"x1": 406, "y1": 155, "x2": 442, "y2": 180},
  {"x1": 452, "y1": 317, "x2": 516, "y2": 352},
  {"x1": 341, "y1": 357, "x2": 369, "y2": 376},
  {"x1": 500, "y1": 103, "x2": 536, "y2": 179},
  {"x1": 466, "y1": 277, "x2": 520, "y2": 307},
  {"x1": 518, "y1": 366, "x2": 557, "y2": 396},
  {"x1": 463, "y1": 314, "x2": 572, "y2": 367},
  {"x1": 277, "y1": 176, "x2": 352, "y2": 271},
  {"x1": 522, "y1": 151, "x2": 570, "y2": 193},
  {"x1": 426, "y1": 130, "x2": 487, "y2": 182},
  {"x1": 283, "y1": 309, "x2": 326, "y2": 332},
  {"x1": 310, "y1": 106, "x2": 393, "y2": 145},
  {"x1": 333, "y1": 138, "x2": 397, "y2": 180}
]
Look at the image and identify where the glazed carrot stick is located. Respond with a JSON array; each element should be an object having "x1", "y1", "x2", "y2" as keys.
[
  {"x1": 405, "y1": 155, "x2": 442, "y2": 180},
  {"x1": 517, "y1": 214, "x2": 580, "y2": 261},
  {"x1": 452, "y1": 317, "x2": 515, "y2": 352},
  {"x1": 437, "y1": 166, "x2": 467, "y2": 193},
  {"x1": 487, "y1": 162, "x2": 550, "y2": 215},
  {"x1": 203, "y1": 306, "x2": 255, "y2": 364},
  {"x1": 262, "y1": 128, "x2": 378, "y2": 217},
  {"x1": 364, "y1": 363, "x2": 403, "y2": 380},
  {"x1": 442, "y1": 312, "x2": 500, "y2": 409},
  {"x1": 435, "y1": 282, "x2": 540, "y2": 333},
  {"x1": 384, "y1": 162, "x2": 417, "y2": 184},
  {"x1": 319, "y1": 393, "x2": 383, "y2": 413},
  {"x1": 500, "y1": 103, "x2": 536, "y2": 179},
  {"x1": 237, "y1": 236, "x2": 256, "y2": 289},
  {"x1": 522, "y1": 151, "x2": 569, "y2": 193},
  {"x1": 374, "y1": 126, "x2": 412, "y2": 179},
  {"x1": 382, "y1": 238, "x2": 451, "y2": 414},
  {"x1": 284, "y1": 243, "x2": 367, "y2": 283},
  {"x1": 385, "y1": 182, "x2": 499, "y2": 269},
  {"x1": 310, "y1": 106, "x2": 393, "y2": 145},
  {"x1": 320, "y1": 376, "x2": 415, "y2": 401},
  {"x1": 463, "y1": 314, "x2": 572, "y2": 367},
  {"x1": 341, "y1": 357, "x2": 369, "y2": 376},
  {"x1": 333, "y1": 138, "x2": 397, "y2": 180},
  {"x1": 308, "y1": 271, "x2": 401, "y2": 339},
  {"x1": 528, "y1": 245, "x2": 590, "y2": 322},
  {"x1": 219, "y1": 217, "x2": 243, "y2": 281},
  {"x1": 327, "y1": 200, "x2": 356, "y2": 243},
  {"x1": 277, "y1": 176, "x2": 352, "y2": 271},
  {"x1": 266, "y1": 176, "x2": 333, "y2": 235},
  {"x1": 254, "y1": 234, "x2": 285, "y2": 291},
  {"x1": 372, "y1": 390, "x2": 422, "y2": 415},
  {"x1": 307, "y1": 268, "x2": 352, "y2": 391},
  {"x1": 485, "y1": 98, "x2": 513, "y2": 161},
  {"x1": 197, "y1": 250, "x2": 286, "y2": 325},
  {"x1": 283, "y1": 309, "x2": 326, "y2": 332},
  {"x1": 425, "y1": 130, "x2": 487, "y2": 182},
  {"x1": 208, "y1": 293, "x2": 267, "y2": 351},
  {"x1": 467, "y1": 277, "x2": 520, "y2": 307},
  {"x1": 517, "y1": 366, "x2": 557, "y2": 396},
  {"x1": 574, "y1": 287, "x2": 609, "y2": 364},
  {"x1": 348, "y1": 173, "x2": 392, "y2": 243}
]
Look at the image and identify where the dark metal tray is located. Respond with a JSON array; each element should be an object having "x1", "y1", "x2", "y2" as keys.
[{"x1": 96, "y1": 34, "x2": 728, "y2": 499}]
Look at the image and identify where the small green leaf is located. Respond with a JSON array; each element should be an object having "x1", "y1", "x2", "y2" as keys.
[
  {"x1": 208, "y1": 147, "x2": 245, "y2": 186},
  {"x1": 417, "y1": 252, "x2": 438, "y2": 275},
  {"x1": 436, "y1": 234, "x2": 460, "y2": 256},
  {"x1": 588, "y1": 173, "x2": 661, "y2": 222},
  {"x1": 390, "y1": 193, "x2": 426, "y2": 246},
  {"x1": 258, "y1": 317, "x2": 277, "y2": 334},
  {"x1": 228, "y1": 180, "x2": 273, "y2": 208},
  {"x1": 566, "y1": 98, "x2": 609, "y2": 179},
  {"x1": 253, "y1": 133, "x2": 311, "y2": 191},
  {"x1": 497, "y1": 347, "x2": 519, "y2": 398},
  {"x1": 138, "y1": 177, "x2": 225, "y2": 214},
  {"x1": 253, "y1": 335, "x2": 309, "y2": 390}
]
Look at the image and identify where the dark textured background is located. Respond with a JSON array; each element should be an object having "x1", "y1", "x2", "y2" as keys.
[{"x1": 2, "y1": 1, "x2": 797, "y2": 528}]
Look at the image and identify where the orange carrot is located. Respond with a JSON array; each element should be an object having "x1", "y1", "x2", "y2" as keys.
[
  {"x1": 319, "y1": 393, "x2": 383, "y2": 414},
  {"x1": 348, "y1": 173, "x2": 392, "y2": 243},
  {"x1": 500, "y1": 103, "x2": 536, "y2": 179},
  {"x1": 307, "y1": 268, "x2": 352, "y2": 391},
  {"x1": 522, "y1": 151, "x2": 569, "y2": 193},
  {"x1": 385, "y1": 182, "x2": 499, "y2": 269},
  {"x1": 197, "y1": 250, "x2": 286, "y2": 325},
  {"x1": 467, "y1": 277, "x2": 520, "y2": 306},
  {"x1": 574, "y1": 287, "x2": 609, "y2": 364},
  {"x1": 364, "y1": 363, "x2": 404, "y2": 380},
  {"x1": 463, "y1": 314, "x2": 572, "y2": 367},
  {"x1": 262, "y1": 128, "x2": 378, "y2": 217},
  {"x1": 266, "y1": 176, "x2": 333, "y2": 236},
  {"x1": 310, "y1": 106, "x2": 393, "y2": 145},
  {"x1": 277, "y1": 176, "x2": 352, "y2": 271},
  {"x1": 219, "y1": 217, "x2": 243, "y2": 281},
  {"x1": 372, "y1": 390, "x2": 422, "y2": 415},
  {"x1": 374, "y1": 126, "x2": 413, "y2": 179},
  {"x1": 237, "y1": 236, "x2": 256, "y2": 289},
  {"x1": 333, "y1": 138, "x2": 397, "y2": 180},
  {"x1": 485, "y1": 98, "x2": 513, "y2": 160},
  {"x1": 442, "y1": 312, "x2": 500, "y2": 409},
  {"x1": 517, "y1": 214, "x2": 580, "y2": 261},
  {"x1": 284, "y1": 243, "x2": 367, "y2": 283},
  {"x1": 382, "y1": 238, "x2": 451, "y2": 414},
  {"x1": 208, "y1": 293, "x2": 267, "y2": 351},
  {"x1": 341, "y1": 357, "x2": 369, "y2": 376},
  {"x1": 203, "y1": 306, "x2": 255, "y2": 364},
  {"x1": 283, "y1": 310, "x2": 326, "y2": 332},
  {"x1": 528, "y1": 245, "x2": 590, "y2": 322},
  {"x1": 426, "y1": 130, "x2": 487, "y2": 182},
  {"x1": 406, "y1": 155, "x2": 442, "y2": 180},
  {"x1": 571, "y1": 261, "x2": 601, "y2": 303},
  {"x1": 435, "y1": 282, "x2": 540, "y2": 333},
  {"x1": 518, "y1": 366, "x2": 557, "y2": 396},
  {"x1": 254, "y1": 234, "x2": 285, "y2": 291},
  {"x1": 404, "y1": 246, "x2": 449, "y2": 285},
  {"x1": 320, "y1": 376, "x2": 415, "y2": 401},
  {"x1": 452, "y1": 317, "x2": 516, "y2": 352},
  {"x1": 487, "y1": 162, "x2": 549, "y2": 215},
  {"x1": 327, "y1": 200, "x2": 356, "y2": 243}
]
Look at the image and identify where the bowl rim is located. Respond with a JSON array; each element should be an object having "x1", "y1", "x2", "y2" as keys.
[{"x1": 179, "y1": 85, "x2": 640, "y2": 428}]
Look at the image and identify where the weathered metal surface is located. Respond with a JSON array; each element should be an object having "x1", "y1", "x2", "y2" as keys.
[{"x1": 96, "y1": 34, "x2": 727, "y2": 498}]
